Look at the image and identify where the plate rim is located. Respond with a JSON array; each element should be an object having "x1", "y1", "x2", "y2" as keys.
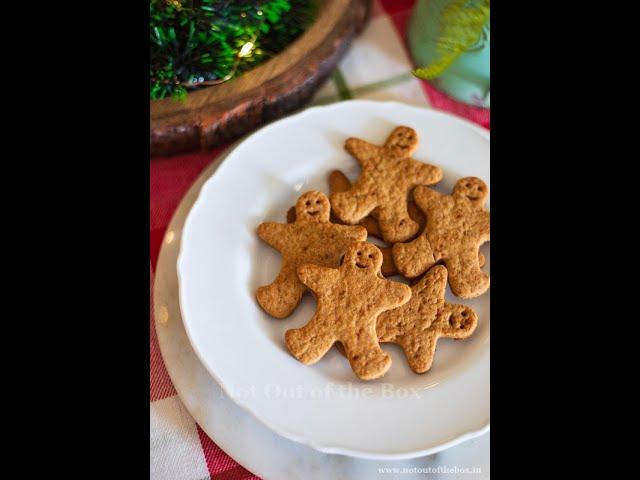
[{"x1": 177, "y1": 99, "x2": 490, "y2": 460}]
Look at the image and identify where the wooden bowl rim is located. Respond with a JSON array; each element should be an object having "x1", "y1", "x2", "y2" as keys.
[{"x1": 150, "y1": 0, "x2": 349, "y2": 124}]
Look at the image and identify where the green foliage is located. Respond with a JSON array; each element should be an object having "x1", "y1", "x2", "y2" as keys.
[
  {"x1": 413, "y1": 0, "x2": 489, "y2": 80},
  {"x1": 150, "y1": 0, "x2": 316, "y2": 100}
]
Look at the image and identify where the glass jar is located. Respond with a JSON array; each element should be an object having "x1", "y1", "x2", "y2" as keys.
[{"x1": 408, "y1": 0, "x2": 490, "y2": 108}]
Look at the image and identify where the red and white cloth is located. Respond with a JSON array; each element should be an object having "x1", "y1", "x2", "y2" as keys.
[{"x1": 150, "y1": 1, "x2": 489, "y2": 477}]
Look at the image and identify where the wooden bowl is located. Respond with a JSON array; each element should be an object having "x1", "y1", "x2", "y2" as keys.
[{"x1": 151, "y1": 0, "x2": 370, "y2": 157}]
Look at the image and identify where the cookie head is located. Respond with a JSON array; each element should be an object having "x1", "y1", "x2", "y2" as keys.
[
  {"x1": 440, "y1": 305, "x2": 477, "y2": 338},
  {"x1": 384, "y1": 126, "x2": 418, "y2": 157},
  {"x1": 295, "y1": 191, "x2": 330, "y2": 222},
  {"x1": 344, "y1": 242, "x2": 383, "y2": 272},
  {"x1": 454, "y1": 177, "x2": 488, "y2": 205}
]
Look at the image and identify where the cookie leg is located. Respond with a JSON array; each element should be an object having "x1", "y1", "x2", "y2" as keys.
[
  {"x1": 379, "y1": 246, "x2": 398, "y2": 276},
  {"x1": 342, "y1": 329, "x2": 392, "y2": 380},
  {"x1": 328, "y1": 170, "x2": 352, "y2": 193},
  {"x1": 375, "y1": 204, "x2": 420, "y2": 243},
  {"x1": 285, "y1": 319, "x2": 335, "y2": 365},
  {"x1": 360, "y1": 216, "x2": 382, "y2": 238},
  {"x1": 407, "y1": 200, "x2": 426, "y2": 230},
  {"x1": 329, "y1": 171, "x2": 382, "y2": 237},
  {"x1": 256, "y1": 260, "x2": 307, "y2": 318},
  {"x1": 330, "y1": 190, "x2": 377, "y2": 224},
  {"x1": 445, "y1": 250, "x2": 490, "y2": 298},
  {"x1": 399, "y1": 333, "x2": 438, "y2": 374},
  {"x1": 392, "y1": 235, "x2": 435, "y2": 279}
]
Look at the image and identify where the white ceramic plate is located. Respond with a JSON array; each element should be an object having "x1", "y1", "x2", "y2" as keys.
[
  {"x1": 178, "y1": 100, "x2": 490, "y2": 460},
  {"x1": 153, "y1": 150, "x2": 490, "y2": 479}
]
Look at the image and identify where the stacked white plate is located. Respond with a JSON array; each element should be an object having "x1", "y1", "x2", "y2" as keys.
[{"x1": 155, "y1": 100, "x2": 490, "y2": 478}]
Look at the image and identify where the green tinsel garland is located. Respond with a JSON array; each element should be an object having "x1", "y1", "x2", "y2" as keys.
[{"x1": 151, "y1": 0, "x2": 316, "y2": 100}]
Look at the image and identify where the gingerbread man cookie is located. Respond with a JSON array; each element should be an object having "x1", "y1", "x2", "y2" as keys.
[
  {"x1": 257, "y1": 191, "x2": 367, "y2": 318},
  {"x1": 328, "y1": 169, "x2": 426, "y2": 240},
  {"x1": 326, "y1": 170, "x2": 484, "y2": 276},
  {"x1": 284, "y1": 171, "x2": 369, "y2": 228},
  {"x1": 285, "y1": 242, "x2": 412, "y2": 380},
  {"x1": 393, "y1": 177, "x2": 490, "y2": 298},
  {"x1": 330, "y1": 127, "x2": 442, "y2": 243},
  {"x1": 377, "y1": 265, "x2": 477, "y2": 373},
  {"x1": 286, "y1": 205, "x2": 398, "y2": 277}
]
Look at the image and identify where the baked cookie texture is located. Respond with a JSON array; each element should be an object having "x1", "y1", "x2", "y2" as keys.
[
  {"x1": 256, "y1": 191, "x2": 367, "y2": 319},
  {"x1": 324, "y1": 169, "x2": 484, "y2": 276},
  {"x1": 379, "y1": 246, "x2": 398, "y2": 277},
  {"x1": 393, "y1": 177, "x2": 490, "y2": 298},
  {"x1": 377, "y1": 265, "x2": 477, "y2": 373},
  {"x1": 285, "y1": 242, "x2": 412, "y2": 380},
  {"x1": 328, "y1": 169, "x2": 426, "y2": 241},
  {"x1": 330, "y1": 127, "x2": 443, "y2": 243},
  {"x1": 285, "y1": 205, "x2": 398, "y2": 279}
]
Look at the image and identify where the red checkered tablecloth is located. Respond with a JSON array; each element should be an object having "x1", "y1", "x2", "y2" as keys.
[{"x1": 150, "y1": 1, "x2": 489, "y2": 478}]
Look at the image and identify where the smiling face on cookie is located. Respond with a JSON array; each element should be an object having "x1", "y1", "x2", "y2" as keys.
[
  {"x1": 439, "y1": 304, "x2": 478, "y2": 338},
  {"x1": 344, "y1": 242, "x2": 383, "y2": 272},
  {"x1": 454, "y1": 177, "x2": 488, "y2": 205},
  {"x1": 295, "y1": 191, "x2": 331, "y2": 222},
  {"x1": 384, "y1": 126, "x2": 418, "y2": 157}
]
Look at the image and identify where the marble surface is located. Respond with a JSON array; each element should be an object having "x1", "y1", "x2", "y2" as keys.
[{"x1": 153, "y1": 146, "x2": 490, "y2": 480}]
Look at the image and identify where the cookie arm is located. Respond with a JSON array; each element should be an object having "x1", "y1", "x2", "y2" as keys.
[
  {"x1": 328, "y1": 170, "x2": 352, "y2": 193},
  {"x1": 412, "y1": 185, "x2": 441, "y2": 212},
  {"x1": 297, "y1": 264, "x2": 340, "y2": 293},
  {"x1": 330, "y1": 189, "x2": 378, "y2": 225},
  {"x1": 380, "y1": 280, "x2": 412, "y2": 311},
  {"x1": 334, "y1": 224, "x2": 368, "y2": 242},
  {"x1": 344, "y1": 138, "x2": 378, "y2": 169},
  {"x1": 257, "y1": 222, "x2": 289, "y2": 251},
  {"x1": 407, "y1": 159, "x2": 443, "y2": 186}
]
